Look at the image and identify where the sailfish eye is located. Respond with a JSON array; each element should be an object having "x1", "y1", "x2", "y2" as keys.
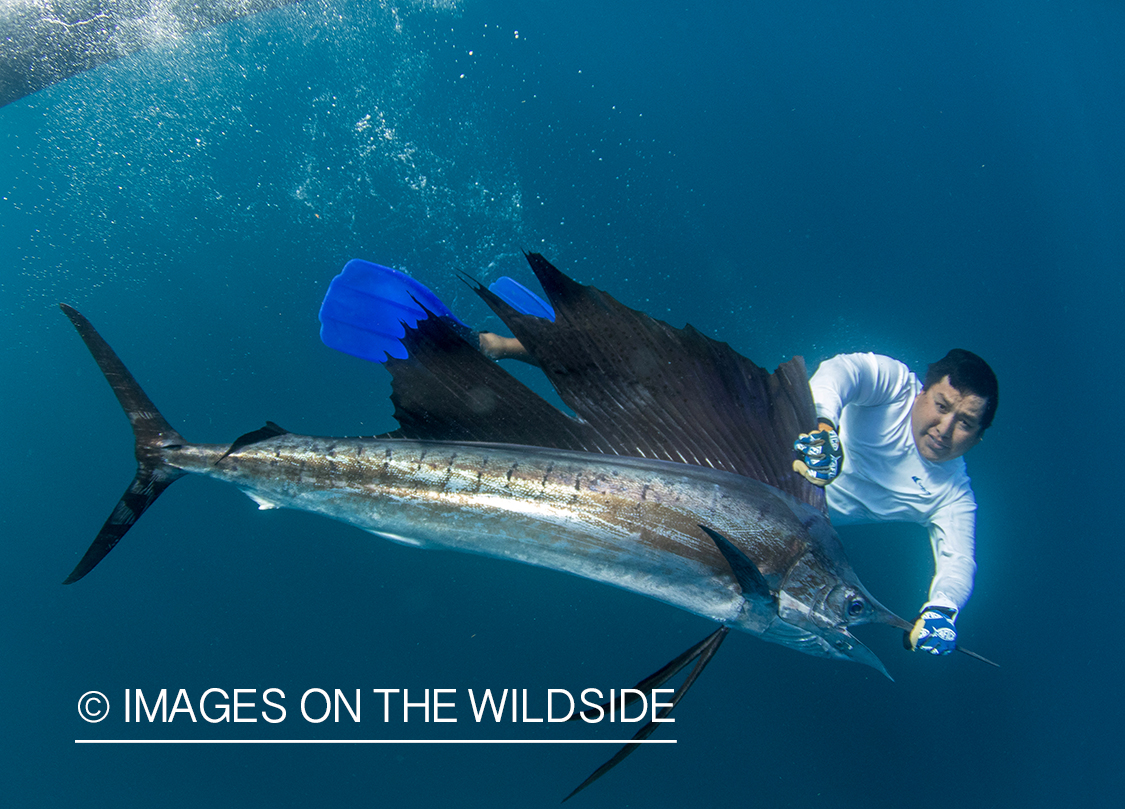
[{"x1": 846, "y1": 598, "x2": 866, "y2": 617}]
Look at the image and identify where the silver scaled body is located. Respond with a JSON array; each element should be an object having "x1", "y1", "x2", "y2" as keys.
[{"x1": 171, "y1": 434, "x2": 895, "y2": 671}]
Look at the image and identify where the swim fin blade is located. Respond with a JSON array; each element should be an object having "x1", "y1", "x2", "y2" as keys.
[
  {"x1": 318, "y1": 260, "x2": 466, "y2": 363},
  {"x1": 487, "y1": 276, "x2": 556, "y2": 321},
  {"x1": 319, "y1": 261, "x2": 556, "y2": 364}
]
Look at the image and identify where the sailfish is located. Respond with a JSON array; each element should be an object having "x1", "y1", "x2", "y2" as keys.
[
  {"x1": 59, "y1": 253, "x2": 986, "y2": 798},
  {"x1": 0, "y1": 1, "x2": 303, "y2": 107}
]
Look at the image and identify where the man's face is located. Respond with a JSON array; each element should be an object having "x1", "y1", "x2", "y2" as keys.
[{"x1": 910, "y1": 376, "x2": 987, "y2": 463}]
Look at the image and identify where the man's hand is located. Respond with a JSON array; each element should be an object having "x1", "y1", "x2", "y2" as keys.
[
  {"x1": 906, "y1": 606, "x2": 957, "y2": 655},
  {"x1": 792, "y1": 421, "x2": 843, "y2": 486}
]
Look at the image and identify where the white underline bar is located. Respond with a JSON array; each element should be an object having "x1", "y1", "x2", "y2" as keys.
[{"x1": 75, "y1": 739, "x2": 675, "y2": 745}]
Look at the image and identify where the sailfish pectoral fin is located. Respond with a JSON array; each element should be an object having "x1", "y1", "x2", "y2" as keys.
[
  {"x1": 562, "y1": 626, "x2": 729, "y2": 802},
  {"x1": 698, "y1": 524, "x2": 773, "y2": 604}
]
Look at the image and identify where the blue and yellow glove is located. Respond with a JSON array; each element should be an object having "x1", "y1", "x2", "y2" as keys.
[
  {"x1": 906, "y1": 606, "x2": 958, "y2": 655},
  {"x1": 792, "y1": 420, "x2": 843, "y2": 486}
]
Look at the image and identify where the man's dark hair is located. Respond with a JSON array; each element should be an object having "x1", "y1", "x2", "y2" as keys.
[{"x1": 923, "y1": 349, "x2": 999, "y2": 431}]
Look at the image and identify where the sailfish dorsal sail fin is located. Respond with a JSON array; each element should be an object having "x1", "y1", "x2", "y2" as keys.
[{"x1": 379, "y1": 254, "x2": 825, "y2": 513}]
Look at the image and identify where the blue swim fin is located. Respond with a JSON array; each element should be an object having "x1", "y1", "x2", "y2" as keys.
[
  {"x1": 318, "y1": 260, "x2": 467, "y2": 363},
  {"x1": 488, "y1": 276, "x2": 556, "y2": 322},
  {"x1": 319, "y1": 261, "x2": 556, "y2": 364}
]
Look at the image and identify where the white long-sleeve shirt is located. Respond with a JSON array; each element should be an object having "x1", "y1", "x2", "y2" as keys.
[{"x1": 809, "y1": 353, "x2": 977, "y2": 614}]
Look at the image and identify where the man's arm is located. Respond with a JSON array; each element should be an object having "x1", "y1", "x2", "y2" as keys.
[
  {"x1": 924, "y1": 495, "x2": 978, "y2": 615},
  {"x1": 794, "y1": 353, "x2": 913, "y2": 487},
  {"x1": 905, "y1": 494, "x2": 977, "y2": 655},
  {"x1": 808, "y1": 352, "x2": 915, "y2": 427}
]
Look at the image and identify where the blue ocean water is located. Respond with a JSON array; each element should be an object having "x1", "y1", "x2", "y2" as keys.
[{"x1": 2, "y1": 1, "x2": 1122, "y2": 806}]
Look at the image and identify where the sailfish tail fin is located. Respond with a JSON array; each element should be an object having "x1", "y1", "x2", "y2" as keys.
[{"x1": 59, "y1": 304, "x2": 187, "y2": 584}]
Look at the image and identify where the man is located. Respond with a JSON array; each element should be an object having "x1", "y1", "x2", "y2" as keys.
[{"x1": 792, "y1": 350, "x2": 998, "y2": 657}]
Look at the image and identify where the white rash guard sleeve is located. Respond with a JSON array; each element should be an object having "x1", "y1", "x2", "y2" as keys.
[{"x1": 809, "y1": 353, "x2": 978, "y2": 614}]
